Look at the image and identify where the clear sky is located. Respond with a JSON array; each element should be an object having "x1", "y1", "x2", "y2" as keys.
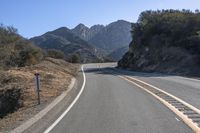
[{"x1": 0, "y1": 0, "x2": 199, "y2": 38}]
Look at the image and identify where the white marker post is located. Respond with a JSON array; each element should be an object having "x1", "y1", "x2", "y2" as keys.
[{"x1": 35, "y1": 73, "x2": 41, "y2": 105}]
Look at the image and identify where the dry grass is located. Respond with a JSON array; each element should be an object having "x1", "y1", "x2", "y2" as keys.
[{"x1": 0, "y1": 58, "x2": 79, "y2": 131}]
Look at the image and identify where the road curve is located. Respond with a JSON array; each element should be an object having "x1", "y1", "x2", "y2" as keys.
[{"x1": 47, "y1": 63, "x2": 193, "y2": 133}]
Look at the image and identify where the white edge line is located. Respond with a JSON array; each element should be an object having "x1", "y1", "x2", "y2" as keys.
[
  {"x1": 11, "y1": 78, "x2": 76, "y2": 133},
  {"x1": 175, "y1": 117, "x2": 180, "y2": 122},
  {"x1": 119, "y1": 76, "x2": 200, "y2": 132},
  {"x1": 44, "y1": 65, "x2": 86, "y2": 133},
  {"x1": 125, "y1": 76, "x2": 200, "y2": 115}
]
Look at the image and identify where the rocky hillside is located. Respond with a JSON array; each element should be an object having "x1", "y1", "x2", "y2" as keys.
[
  {"x1": 31, "y1": 20, "x2": 132, "y2": 62},
  {"x1": 71, "y1": 24, "x2": 90, "y2": 41},
  {"x1": 30, "y1": 27, "x2": 100, "y2": 63},
  {"x1": 71, "y1": 20, "x2": 131, "y2": 60},
  {"x1": 71, "y1": 24, "x2": 104, "y2": 41},
  {"x1": 89, "y1": 20, "x2": 131, "y2": 53},
  {"x1": 108, "y1": 46, "x2": 129, "y2": 61},
  {"x1": 118, "y1": 10, "x2": 200, "y2": 76}
]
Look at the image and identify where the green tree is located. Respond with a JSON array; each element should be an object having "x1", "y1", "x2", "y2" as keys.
[
  {"x1": 70, "y1": 54, "x2": 80, "y2": 63},
  {"x1": 0, "y1": 25, "x2": 44, "y2": 68},
  {"x1": 47, "y1": 49, "x2": 65, "y2": 59}
]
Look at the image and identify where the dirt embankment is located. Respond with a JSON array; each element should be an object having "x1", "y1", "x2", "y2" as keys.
[
  {"x1": 0, "y1": 58, "x2": 79, "y2": 131},
  {"x1": 118, "y1": 46, "x2": 200, "y2": 76}
]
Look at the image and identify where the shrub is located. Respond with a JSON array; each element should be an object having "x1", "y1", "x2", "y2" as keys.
[
  {"x1": 0, "y1": 25, "x2": 44, "y2": 68},
  {"x1": 47, "y1": 49, "x2": 65, "y2": 59},
  {"x1": 0, "y1": 86, "x2": 22, "y2": 118},
  {"x1": 70, "y1": 54, "x2": 80, "y2": 63}
]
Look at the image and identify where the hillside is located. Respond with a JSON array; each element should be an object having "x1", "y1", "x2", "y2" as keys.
[
  {"x1": 71, "y1": 24, "x2": 104, "y2": 41},
  {"x1": 0, "y1": 25, "x2": 43, "y2": 69},
  {"x1": 71, "y1": 20, "x2": 132, "y2": 59},
  {"x1": 108, "y1": 46, "x2": 129, "y2": 61},
  {"x1": 30, "y1": 27, "x2": 100, "y2": 63},
  {"x1": 88, "y1": 20, "x2": 132, "y2": 53},
  {"x1": 0, "y1": 58, "x2": 79, "y2": 131},
  {"x1": 0, "y1": 25, "x2": 79, "y2": 131},
  {"x1": 31, "y1": 20, "x2": 132, "y2": 62},
  {"x1": 118, "y1": 10, "x2": 200, "y2": 76}
]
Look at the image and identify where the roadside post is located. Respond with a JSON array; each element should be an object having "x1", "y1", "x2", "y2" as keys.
[{"x1": 35, "y1": 73, "x2": 41, "y2": 105}]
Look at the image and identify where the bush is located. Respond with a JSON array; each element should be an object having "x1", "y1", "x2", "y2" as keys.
[
  {"x1": 0, "y1": 25, "x2": 44, "y2": 68},
  {"x1": 70, "y1": 54, "x2": 80, "y2": 63},
  {"x1": 47, "y1": 49, "x2": 65, "y2": 59},
  {"x1": 0, "y1": 86, "x2": 22, "y2": 118}
]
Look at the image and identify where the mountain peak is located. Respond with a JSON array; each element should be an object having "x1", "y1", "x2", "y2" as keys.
[
  {"x1": 107, "y1": 20, "x2": 130, "y2": 27},
  {"x1": 74, "y1": 23, "x2": 89, "y2": 30},
  {"x1": 53, "y1": 27, "x2": 71, "y2": 33},
  {"x1": 71, "y1": 24, "x2": 90, "y2": 41},
  {"x1": 116, "y1": 19, "x2": 129, "y2": 23},
  {"x1": 90, "y1": 24, "x2": 104, "y2": 29}
]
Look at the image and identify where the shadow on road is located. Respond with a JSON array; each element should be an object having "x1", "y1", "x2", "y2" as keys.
[{"x1": 83, "y1": 67, "x2": 171, "y2": 78}]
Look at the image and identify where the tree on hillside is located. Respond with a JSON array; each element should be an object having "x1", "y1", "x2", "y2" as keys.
[
  {"x1": 119, "y1": 9, "x2": 200, "y2": 75},
  {"x1": 47, "y1": 49, "x2": 65, "y2": 59},
  {"x1": 70, "y1": 54, "x2": 80, "y2": 63},
  {"x1": 0, "y1": 25, "x2": 44, "y2": 68},
  {"x1": 131, "y1": 9, "x2": 200, "y2": 54}
]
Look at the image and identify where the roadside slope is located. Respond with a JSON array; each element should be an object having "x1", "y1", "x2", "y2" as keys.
[
  {"x1": 0, "y1": 58, "x2": 79, "y2": 132},
  {"x1": 119, "y1": 10, "x2": 200, "y2": 76}
]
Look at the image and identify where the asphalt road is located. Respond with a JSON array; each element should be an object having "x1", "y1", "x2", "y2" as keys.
[
  {"x1": 48, "y1": 63, "x2": 195, "y2": 133},
  {"x1": 117, "y1": 66, "x2": 200, "y2": 110}
]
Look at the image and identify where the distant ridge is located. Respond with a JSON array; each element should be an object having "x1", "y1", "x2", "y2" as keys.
[
  {"x1": 72, "y1": 20, "x2": 131, "y2": 52},
  {"x1": 71, "y1": 24, "x2": 104, "y2": 41},
  {"x1": 31, "y1": 20, "x2": 132, "y2": 62},
  {"x1": 30, "y1": 27, "x2": 100, "y2": 63}
]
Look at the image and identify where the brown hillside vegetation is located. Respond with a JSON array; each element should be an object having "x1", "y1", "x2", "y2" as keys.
[
  {"x1": 0, "y1": 25, "x2": 44, "y2": 69},
  {"x1": 0, "y1": 58, "x2": 79, "y2": 131}
]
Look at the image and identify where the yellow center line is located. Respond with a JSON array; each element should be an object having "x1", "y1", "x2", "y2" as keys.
[{"x1": 119, "y1": 75, "x2": 200, "y2": 133}]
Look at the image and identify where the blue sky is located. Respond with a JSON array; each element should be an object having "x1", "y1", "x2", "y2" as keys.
[{"x1": 0, "y1": 0, "x2": 199, "y2": 38}]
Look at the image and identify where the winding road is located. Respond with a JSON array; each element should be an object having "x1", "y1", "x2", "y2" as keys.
[{"x1": 44, "y1": 63, "x2": 200, "y2": 133}]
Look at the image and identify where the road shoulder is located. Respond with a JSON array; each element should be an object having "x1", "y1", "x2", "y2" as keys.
[{"x1": 11, "y1": 68, "x2": 84, "y2": 133}]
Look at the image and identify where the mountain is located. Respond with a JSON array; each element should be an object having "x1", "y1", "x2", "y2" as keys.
[
  {"x1": 30, "y1": 27, "x2": 99, "y2": 63},
  {"x1": 31, "y1": 20, "x2": 132, "y2": 63},
  {"x1": 108, "y1": 46, "x2": 129, "y2": 61},
  {"x1": 118, "y1": 10, "x2": 200, "y2": 76},
  {"x1": 89, "y1": 25, "x2": 105, "y2": 41},
  {"x1": 71, "y1": 24, "x2": 104, "y2": 41},
  {"x1": 71, "y1": 24, "x2": 90, "y2": 41},
  {"x1": 88, "y1": 20, "x2": 132, "y2": 53},
  {"x1": 71, "y1": 20, "x2": 132, "y2": 60}
]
